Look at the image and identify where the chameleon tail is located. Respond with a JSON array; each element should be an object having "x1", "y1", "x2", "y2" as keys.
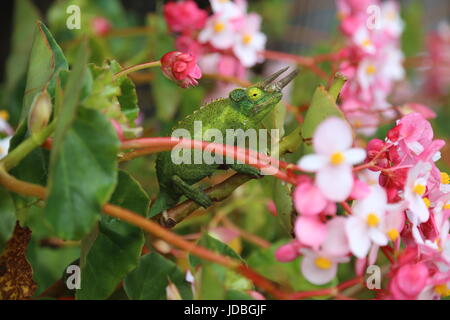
[{"x1": 149, "y1": 191, "x2": 178, "y2": 218}]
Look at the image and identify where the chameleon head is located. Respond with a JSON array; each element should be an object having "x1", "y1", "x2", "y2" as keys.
[{"x1": 229, "y1": 67, "x2": 299, "y2": 122}]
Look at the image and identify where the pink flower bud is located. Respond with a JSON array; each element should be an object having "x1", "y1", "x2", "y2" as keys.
[
  {"x1": 389, "y1": 263, "x2": 429, "y2": 299},
  {"x1": 387, "y1": 124, "x2": 402, "y2": 142},
  {"x1": 275, "y1": 242, "x2": 299, "y2": 262},
  {"x1": 163, "y1": 0, "x2": 207, "y2": 34},
  {"x1": 160, "y1": 51, "x2": 202, "y2": 88},
  {"x1": 367, "y1": 139, "x2": 385, "y2": 158},
  {"x1": 91, "y1": 17, "x2": 111, "y2": 36}
]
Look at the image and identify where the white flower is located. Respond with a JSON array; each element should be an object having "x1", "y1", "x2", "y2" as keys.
[
  {"x1": 199, "y1": 15, "x2": 236, "y2": 49},
  {"x1": 404, "y1": 162, "x2": 432, "y2": 225},
  {"x1": 298, "y1": 117, "x2": 366, "y2": 202},
  {"x1": 232, "y1": 14, "x2": 266, "y2": 67},
  {"x1": 379, "y1": 1, "x2": 404, "y2": 38},
  {"x1": 353, "y1": 27, "x2": 376, "y2": 54},
  {"x1": 0, "y1": 136, "x2": 12, "y2": 160},
  {"x1": 346, "y1": 185, "x2": 390, "y2": 258},
  {"x1": 210, "y1": 0, "x2": 243, "y2": 19}
]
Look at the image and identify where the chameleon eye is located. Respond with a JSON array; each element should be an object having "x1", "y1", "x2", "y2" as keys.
[
  {"x1": 247, "y1": 88, "x2": 262, "y2": 101},
  {"x1": 230, "y1": 89, "x2": 246, "y2": 102}
]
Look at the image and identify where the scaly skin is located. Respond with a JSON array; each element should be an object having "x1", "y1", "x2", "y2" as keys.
[{"x1": 149, "y1": 68, "x2": 298, "y2": 218}]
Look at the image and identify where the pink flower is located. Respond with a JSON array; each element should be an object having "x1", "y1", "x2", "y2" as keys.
[
  {"x1": 293, "y1": 176, "x2": 330, "y2": 216},
  {"x1": 298, "y1": 117, "x2": 366, "y2": 202},
  {"x1": 160, "y1": 51, "x2": 202, "y2": 88},
  {"x1": 389, "y1": 263, "x2": 429, "y2": 299},
  {"x1": 163, "y1": 1, "x2": 207, "y2": 33},
  {"x1": 91, "y1": 17, "x2": 111, "y2": 36},
  {"x1": 295, "y1": 217, "x2": 327, "y2": 250}
]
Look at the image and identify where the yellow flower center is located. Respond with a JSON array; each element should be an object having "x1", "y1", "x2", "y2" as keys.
[
  {"x1": 362, "y1": 39, "x2": 372, "y2": 47},
  {"x1": 387, "y1": 229, "x2": 399, "y2": 241},
  {"x1": 444, "y1": 203, "x2": 450, "y2": 210},
  {"x1": 435, "y1": 284, "x2": 450, "y2": 297},
  {"x1": 423, "y1": 197, "x2": 431, "y2": 208},
  {"x1": 219, "y1": 0, "x2": 229, "y2": 3},
  {"x1": 314, "y1": 257, "x2": 332, "y2": 270},
  {"x1": 441, "y1": 172, "x2": 449, "y2": 185},
  {"x1": 366, "y1": 64, "x2": 376, "y2": 75},
  {"x1": 242, "y1": 34, "x2": 252, "y2": 45},
  {"x1": 0, "y1": 110, "x2": 9, "y2": 121},
  {"x1": 367, "y1": 213, "x2": 380, "y2": 227},
  {"x1": 214, "y1": 22, "x2": 225, "y2": 33},
  {"x1": 330, "y1": 152, "x2": 345, "y2": 165},
  {"x1": 0, "y1": 146, "x2": 3, "y2": 154},
  {"x1": 353, "y1": 120, "x2": 363, "y2": 128},
  {"x1": 413, "y1": 184, "x2": 426, "y2": 196}
]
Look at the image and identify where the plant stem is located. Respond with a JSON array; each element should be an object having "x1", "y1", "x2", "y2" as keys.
[
  {"x1": 113, "y1": 60, "x2": 161, "y2": 80},
  {"x1": 1, "y1": 121, "x2": 56, "y2": 171},
  {"x1": 0, "y1": 166, "x2": 289, "y2": 299}
]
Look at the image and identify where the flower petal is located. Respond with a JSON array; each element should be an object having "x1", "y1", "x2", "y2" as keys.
[
  {"x1": 322, "y1": 217, "x2": 350, "y2": 257},
  {"x1": 313, "y1": 117, "x2": 353, "y2": 155},
  {"x1": 298, "y1": 154, "x2": 327, "y2": 172},
  {"x1": 344, "y1": 148, "x2": 366, "y2": 165},
  {"x1": 301, "y1": 254, "x2": 337, "y2": 285},
  {"x1": 316, "y1": 165, "x2": 354, "y2": 202},
  {"x1": 346, "y1": 216, "x2": 371, "y2": 258},
  {"x1": 294, "y1": 217, "x2": 327, "y2": 250}
]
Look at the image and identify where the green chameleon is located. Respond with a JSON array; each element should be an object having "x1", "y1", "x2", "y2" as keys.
[{"x1": 149, "y1": 67, "x2": 298, "y2": 220}]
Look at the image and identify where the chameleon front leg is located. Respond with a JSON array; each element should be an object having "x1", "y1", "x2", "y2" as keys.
[
  {"x1": 171, "y1": 175, "x2": 213, "y2": 208},
  {"x1": 228, "y1": 163, "x2": 261, "y2": 178}
]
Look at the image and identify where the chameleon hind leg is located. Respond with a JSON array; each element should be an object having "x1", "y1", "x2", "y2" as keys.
[
  {"x1": 228, "y1": 163, "x2": 261, "y2": 178},
  {"x1": 171, "y1": 175, "x2": 213, "y2": 208}
]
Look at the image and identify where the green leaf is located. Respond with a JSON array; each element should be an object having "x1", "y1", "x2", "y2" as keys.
[
  {"x1": 124, "y1": 252, "x2": 192, "y2": 300},
  {"x1": 110, "y1": 61, "x2": 140, "y2": 123},
  {"x1": 401, "y1": 0, "x2": 424, "y2": 58},
  {"x1": 189, "y1": 234, "x2": 251, "y2": 299},
  {"x1": 2, "y1": 0, "x2": 41, "y2": 125},
  {"x1": 196, "y1": 262, "x2": 227, "y2": 300},
  {"x1": 45, "y1": 106, "x2": 119, "y2": 240},
  {"x1": 301, "y1": 86, "x2": 345, "y2": 154},
  {"x1": 225, "y1": 290, "x2": 253, "y2": 300},
  {"x1": 189, "y1": 234, "x2": 244, "y2": 268},
  {"x1": 268, "y1": 176, "x2": 293, "y2": 234},
  {"x1": 9, "y1": 21, "x2": 68, "y2": 207},
  {"x1": 76, "y1": 171, "x2": 149, "y2": 300},
  {"x1": 0, "y1": 188, "x2": 16, "y2": 253},
  {"x1": 82, "y1": 60, "x2": 140, "y2": 126}
]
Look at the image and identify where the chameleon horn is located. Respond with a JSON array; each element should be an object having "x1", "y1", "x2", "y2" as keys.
[
  {"x1": 260, "y1": 66, "x2": 289, "y2": 88},
  {"x1": 264, "y1": 69, "x2": 299, "y2": 92}
]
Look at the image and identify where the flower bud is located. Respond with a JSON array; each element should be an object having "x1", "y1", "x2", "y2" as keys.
[
  {"x1": 275, "y1": 242, "x2": 299, "y2": 262},
  {"x1": 28, "y1": 91, "x2": 52, "y2": 134},
  {"x1": 91, "y1": 17, "x2": 111, "y2": 36},
  {"x1": 160, "y1": 51, "x2": 202, "y2": 88}
]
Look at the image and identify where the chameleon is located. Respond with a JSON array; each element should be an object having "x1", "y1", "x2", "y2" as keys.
[{"x1": 149, "y1": 67, "x2": 298, "y2": 220}]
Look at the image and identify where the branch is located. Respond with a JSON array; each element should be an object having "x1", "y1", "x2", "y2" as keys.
[{"x1": 0, "y1": 166, "x2": 290, "y2": 299}]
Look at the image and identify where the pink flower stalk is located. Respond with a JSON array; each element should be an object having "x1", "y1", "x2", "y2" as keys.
[
  {"x1": 160, "y1": 51, "x2": 202, "y2": 88},
  {"x1": 163, "y1": 1, "x2": 208, "y2": 34},
  {"x1": 91, "y1": 17, "x2": 111, "y2": 36},
  {"x1": 336, "y1": 0, "x2": 405, "y2": 134},
  {"x1": 298, "y1": 117, "x2": 366, "y2": 202}
]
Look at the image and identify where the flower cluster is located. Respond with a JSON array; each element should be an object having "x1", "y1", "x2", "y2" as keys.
[
  {"x1": 163, "y1": 0, "x2": 266, "y2": 80},
  {"x1": 276, "y1": 113, "x2": 450, "y2": 299},
  {"x1": 425, "y1": 22, "x2": 450, "y2": 97},
  {"x1": 336, "y1": 0, "x2": 405, "y2": 136}
]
